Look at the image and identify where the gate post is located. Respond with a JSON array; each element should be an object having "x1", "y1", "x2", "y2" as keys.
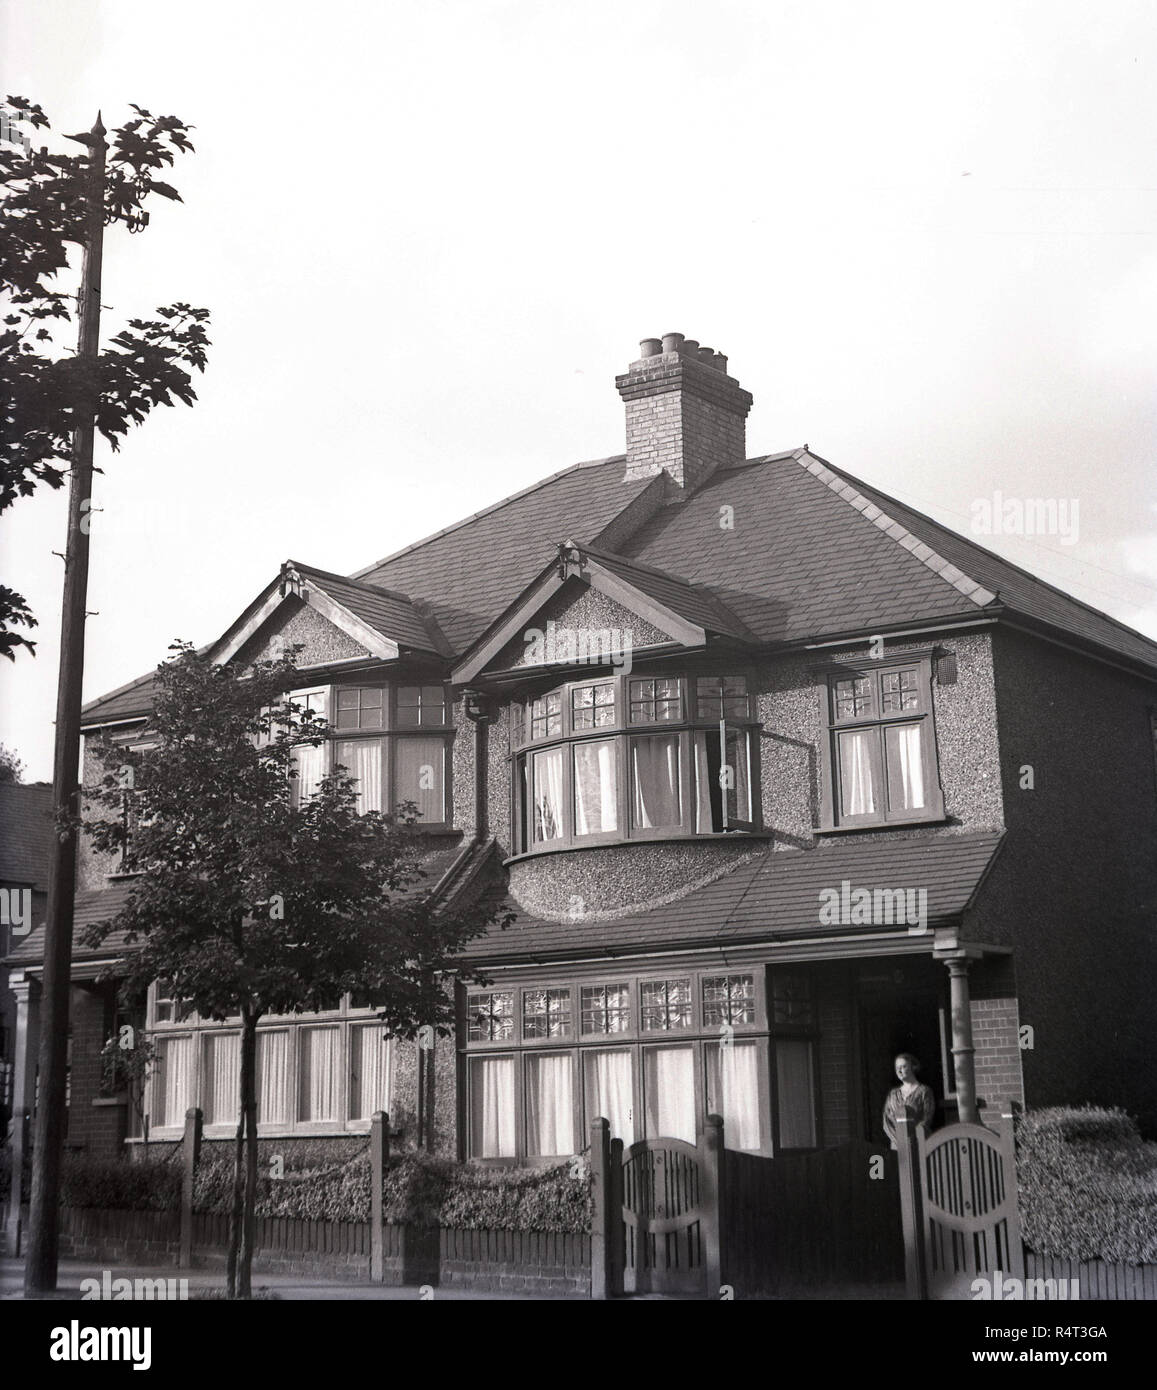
[
  {"x1": 702, "y1": 1113, "x2": 724, "y2": 1298},
  {"x1": 179, "y1": 1107, "x2": 202, "y2": 1269},
  {"x1": 895, "y1": 1115, "x2": 928, "y2": 1300},
  {"x1": 589, "y1": 1118, "x2": 612, "y2": 1300},
  {"x1": 609, "y1": 1136, "x2": 625, "y2": 1294},
  {"x1": 995, "y1": 1107, "x2": 1025, "y2": 1281},
  {"x1": 370, "y1": 1111, "x2": 390, "y2": 1282}
]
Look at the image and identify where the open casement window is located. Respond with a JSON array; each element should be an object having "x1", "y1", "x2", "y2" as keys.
[
  {"x1": 823, "y1": 658, "x2": 944, "y2": 829},
  {"x1": 462, "y1": 970, "x2": 772, "y2": 1162},
  {"x1": 510, "y1": 671, "x2": 760, "y2": 854}
]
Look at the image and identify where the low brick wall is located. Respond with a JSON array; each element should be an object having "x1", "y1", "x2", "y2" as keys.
[
  {"x1": 1025, "y1": 1251, "x2": 1157, "y2": 1301},
  {"x1": 439, "y1": 1228, "x2": 590, "y2": 1296},
  {"x1": 55, "y1": 1207, "x2": 590, "y2": 1294}
]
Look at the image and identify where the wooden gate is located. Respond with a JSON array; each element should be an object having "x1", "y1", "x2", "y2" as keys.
[
  {"x1": 896, "y1": 1109, "x2": 1023, "y2": 1299},
  {"x1": 590, "y1": 1116, "x2": 722, "y2": 1298}
]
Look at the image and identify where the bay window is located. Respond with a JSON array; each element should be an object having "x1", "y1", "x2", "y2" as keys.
[
  {"x1": 822, "y1": 657, "x2": 944, "y2": 829},
  {"x1": 511, "y1": 670, "x2": 760, "y2": 854},
  {"x1": 462, "y1": 969, "x2": 776, "y2": 1162}
]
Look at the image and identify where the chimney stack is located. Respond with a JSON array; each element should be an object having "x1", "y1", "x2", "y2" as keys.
[{"x1": 617, "y1": 333, "x2": 753, "y2": 491}]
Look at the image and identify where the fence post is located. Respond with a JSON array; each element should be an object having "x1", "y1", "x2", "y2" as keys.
[
  {"x1": 179, "y1": 1107, "x2": 202, "y2": 1268},
  {"x1": 895, "y1": 1115, "x2": 927, "y2": 1300},
  {"x1": 702, "y1": 1113, "x2": 724, "y2": 1298},
  {"x1": 996, "y1": 1106, "x2": 1025, "y2": 1281},
  {"x1": 589, "y1": 1118, "x2": 612, "y2": 1299},
  {"x1": 370, "y1": 1111, "x2": 390, "y2": 1282}
]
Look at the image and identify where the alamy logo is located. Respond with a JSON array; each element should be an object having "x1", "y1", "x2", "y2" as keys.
[
  {"x1": 80, "y1": 1270, "x2": 189, "y2": 1300},
  {"x1": 818, "y1": 880, "x2": 928, "y2": 934},
  {"x1": 970, "y1": 491, "x2": 1079, "y2": 545},
  {"x1": 523, "y1": 620, "x2": 634, "y2": 673},
  {"x1": 971, "y1": 1270, "x2": 1080, "y2": 1300},
  {"x1": 0, "y1": 887, "x2": 32, "y2": 936},
  {"x1": 49, "y1": 1321, "x2": 152, "y2": 1370}
]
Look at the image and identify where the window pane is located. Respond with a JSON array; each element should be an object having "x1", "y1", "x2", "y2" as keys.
[
  {"x1": 526, "y1": 1053, "x2": 575, "y2": 1156},
  {"x1": 394, "y1": 737, "x2": 445, "y2": 821},
  {"x1": 695, "y1": 675, "x2": 749, "y2": 722},
  {"x1": 522, "y1": 988, "x2": 572, "y2": 1039},
  {"x1": 885, "y1": 723, "x2": 926, "y2": 810},
  {"x1": 532, "y1": 746, "x2": 565, "y2": 841},
  {"x1": 336, "y1": 687, "x2": 383, "y2": 730},
  {"x1": 640, "y1": 978, "x2": 692, "y2": 1032},
  {"x1": 776, "y1": 1039, "x2": 817, "y2": 1148},
  {"x1": 705, "y1": 1041, "x2": 763, "y2": 1152},
  {"x1": 470, "y1": 1056, "x2": 516, "y2": 1158},
  {"x1": 257, "y1": 1031, "x2": 290, "y2": 1126},
  {"x1": 571, "y1": 683, "x2": 615, "y2": 730},
  {"x1": 396, "y1": 685, "x2": 447, "y2": 728},
  {"x1": 157, "y1": 1035, "x2": 194, "y2": 1128},
  {"x1": 644, "y1": 1047, "x2": 696, "y2": 1142},
  {"x1": 833, "y1": 676, "x2": 872, "y2": 721},
  {"x1": 299, "y1": 1026, "x2": 340, "y2": 1122},
  {"x1": 349, "y1": 1025, "x2": 389, "y2": 1121},
  {"x1": 702, "y1": 974, "x2": 756, "y2": 1026},
  {"x1": 583, "y1": 1048, "x2": 635, "y2": 1147},
  {"x1": 631, "y1": 734, "x2": 681, "y2": 829},
  {"x1": 581, "y1": 984, "x2": 630, "y2": 1035},
  {"x1": 881, "y1": 669, "x2": 921, "y2": 712},
  {"x1": 573, "y1": 739, "x2": 617, "y2": 835},
  {"x1": 770, "y1": 974, "x2": 814, "y2": 1027},
  {"x1": 693, "y1": 729, "x2": 751, "y2": 831},
  {"x1": 468, "y1": 991, "x2": 515, "y2": 1042},
  {"x1": 629, "y1": 677, "x2": 682, "y2": 724},
  {"x1": 335, "y1": 738, "x2": 383, "y2": 814},
  {"x1": 291, "y1": 743, "x2": 326, "y2": 807},
  {"x1": 837, "y1": 729, "x2": 876, "y2": 816},
  {"x1": 203, "y1": 1033, "x2": 240, "y2": 1126},
  {"x1": 530, "y1": 692, "x2": 562, "y2": 739}
]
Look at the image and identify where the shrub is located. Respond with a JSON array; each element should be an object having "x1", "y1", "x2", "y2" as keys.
[
  {"x1": 60, "y1": 1153, "x2": 181, "y2": 1211},
  {"x1": 1017, "y1": 1106, "x2": 1157, "y2": 1264},
  {"x1": 193, "y1": 1140, "x2": 372, "y2": 1223}
]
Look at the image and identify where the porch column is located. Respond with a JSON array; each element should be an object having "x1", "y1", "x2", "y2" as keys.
[
  {"x1": 944, "y1": 956, "x2": 978, "y2": 1124},
  {"x1": 4, "y1": 971, "x2": 41, "y2": 1254}
]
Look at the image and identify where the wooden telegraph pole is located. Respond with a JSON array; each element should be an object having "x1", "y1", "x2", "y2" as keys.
[{"x1": 24, "y1": 113, "x2": 107, "y2": 1295}]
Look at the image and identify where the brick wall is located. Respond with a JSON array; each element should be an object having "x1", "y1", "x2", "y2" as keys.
[{"x1": 970, "y1": 996, "x2": 1024, "y2": 1112}]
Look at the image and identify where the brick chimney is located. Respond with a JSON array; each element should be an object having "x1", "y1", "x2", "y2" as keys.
[{"x1": 616, "y1": 332, "x2": 753, "y2": 491}]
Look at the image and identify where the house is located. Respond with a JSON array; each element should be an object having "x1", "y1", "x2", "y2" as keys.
[{"x1": 7, "y1": 333, "x2": 1157, "y2": 1210}]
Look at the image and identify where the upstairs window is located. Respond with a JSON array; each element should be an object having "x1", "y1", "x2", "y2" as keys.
[{"x1": 822, "y1": 658, "x2": 944, "y2": 829}]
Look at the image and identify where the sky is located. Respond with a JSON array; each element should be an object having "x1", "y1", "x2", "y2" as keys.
[{"x1": 2, "y1": 0, "x2": 1157, "y2": 782}]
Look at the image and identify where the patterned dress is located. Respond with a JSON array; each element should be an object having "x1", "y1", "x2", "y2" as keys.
[{"x1": 883, "y1": 1083, "x2": 936, "y2": 1149}]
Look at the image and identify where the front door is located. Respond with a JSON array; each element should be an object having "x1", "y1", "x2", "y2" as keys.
[{"x1": 859, "y1": 971, "x2": 947, "y2": 1144}]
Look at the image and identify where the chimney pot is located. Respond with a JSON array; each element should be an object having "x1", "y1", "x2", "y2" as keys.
[
  {"x1": 682, "y1": 339, "x2": 700, "y2": 356},
  {"x1": 661, "y1": 332, "x2": 684, "y2": 354},
  {"x1": 639, "y1": 338, "x2": 662, "y2": 358},
  {"x1": 697, "y1": 345, "x2": 715, "y2": 363},
  {"x1": 714, "y1": 353, "x2": 728, "y2": 374}
]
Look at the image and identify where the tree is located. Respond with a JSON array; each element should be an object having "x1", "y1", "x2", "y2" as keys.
[
  {"x1": 0, "y1": 743, "x2": 23, "y2": 783},
  {"x1": 0, "y1": 96, "x2": 210, "y2": 658},
  {"x1": 82, "y1": 643, "x2": 504, "y2": 1298}
]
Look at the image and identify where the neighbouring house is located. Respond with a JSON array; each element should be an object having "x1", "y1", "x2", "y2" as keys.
[{"x1": 6, "y1": 334, "x2": 1157, "y2": 1246}]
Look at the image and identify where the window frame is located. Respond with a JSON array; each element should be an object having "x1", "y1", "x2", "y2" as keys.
[{"x1": 817, "y1": 654, "x2": 945, "y2": 831}]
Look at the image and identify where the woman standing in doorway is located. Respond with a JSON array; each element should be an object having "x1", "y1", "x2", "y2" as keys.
[{"x1": 883, "y1": 1052, "x2": 936, "y2": 1149}]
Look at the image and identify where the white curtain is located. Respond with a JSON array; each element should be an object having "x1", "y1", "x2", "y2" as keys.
[
  {"x1": 776, "y1": 1039, "x2": 817, "y2": 1149},
  {"x1": 583, "y1": 1049, "x2": 635, "y2": 1148},
  {"x1": 644, "y1": 1047, "x2": 696, "y2": 1142},
  {"x1": 533, "y1": 747, "x2": 564, "y2": 842},
  {"x1": 159, "y1": 1035, "x2": 194, "y2": 1128},
  {"x1": 292, "y1": 743, "x2": 326, "y2": 805},
  {"x1": 693, "y1": 733, "x2": 714, "y2": 832},
  {"x1": 838, "y1": 729, "x2": 875, "y2": 816},
  {"x1": 395, "y1": 736, "x2": 444, "y2": 821},
  {"x1": 706, "y1": 1042, "x2": 762, "y2": 1152},
  {"x1": 526, "y1": 1053, "x2": 575, "y2": 1156},
  {"x1": 203, "y1": 1033, "x2": 240, "y2": 1126},
  {"x1": 335, "y1": 739, "x2": 383, "y2": 814},
  {"x1": 299, "y1": 1027, "x2": 339, "y2": 1121},
  {"x1": 573, "y1": 740, "x2": 617, "y2": 835},
  {"x1": 886, "y1": 723, "x2": 925, "y2": 809},
  {"x1": 631, "y1": 735, "x2": 681, "y2": 829},
  {"x1": 257, "y1": 1030, "x2": 290, "y2": 1125},
  {"x1": 349, "y1": 1025, "x2": 389, "y2": 1121},
  {"x1": 470, "y1": 1056, "x2": 516, "y2": 1157}
]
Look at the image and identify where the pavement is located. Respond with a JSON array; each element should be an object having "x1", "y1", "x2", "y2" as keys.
[{"x1": 0, "y1": 1255, "x2": 585, "y2": 1301}]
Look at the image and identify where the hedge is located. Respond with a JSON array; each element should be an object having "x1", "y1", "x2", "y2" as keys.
[
  {"x1": 1017, "y1": 1106, "x2": 1157, "y2": 1264},
  {"x1": 59, "y1": 1153, "x2": 182, "y2": 1211}
]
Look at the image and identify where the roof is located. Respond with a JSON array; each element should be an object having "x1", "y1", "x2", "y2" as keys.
[
  {"x1": 0, "y1": 782, "x2": 54, "y2": 891},
  {"x1": 463, "y1": 830, "x2": 1005, "y2": 964},
  {"x1": 580, "y1": 545, "x2": 758, "y2": 644},
  {"x1": 288, "y1": 562, "x2": 450, "y2": 657}
]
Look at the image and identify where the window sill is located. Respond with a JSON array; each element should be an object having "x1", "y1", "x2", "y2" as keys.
[
  {"x1": 813, "y1": 816, "x2": 950, "y2": 836},
  {"x1": 503, "y1": 830, "x2": 773, "y2": 867}
]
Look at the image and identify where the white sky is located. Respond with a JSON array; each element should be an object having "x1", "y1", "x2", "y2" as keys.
[{"x1": 3, "y1": 0, "x2": 1157, "y2": 782}]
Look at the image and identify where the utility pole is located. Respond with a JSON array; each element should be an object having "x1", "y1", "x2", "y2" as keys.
[{"x1": 24, "y1": 112, "x2": 107, "y2": 1295}]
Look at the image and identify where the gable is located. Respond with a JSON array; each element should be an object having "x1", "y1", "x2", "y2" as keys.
[
  {"x1": 232, "y1": 595, "x2": 370, "y2": 667},
  {"x1": 490, "y1": 578, "x2": 676, "y2": 671}
]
